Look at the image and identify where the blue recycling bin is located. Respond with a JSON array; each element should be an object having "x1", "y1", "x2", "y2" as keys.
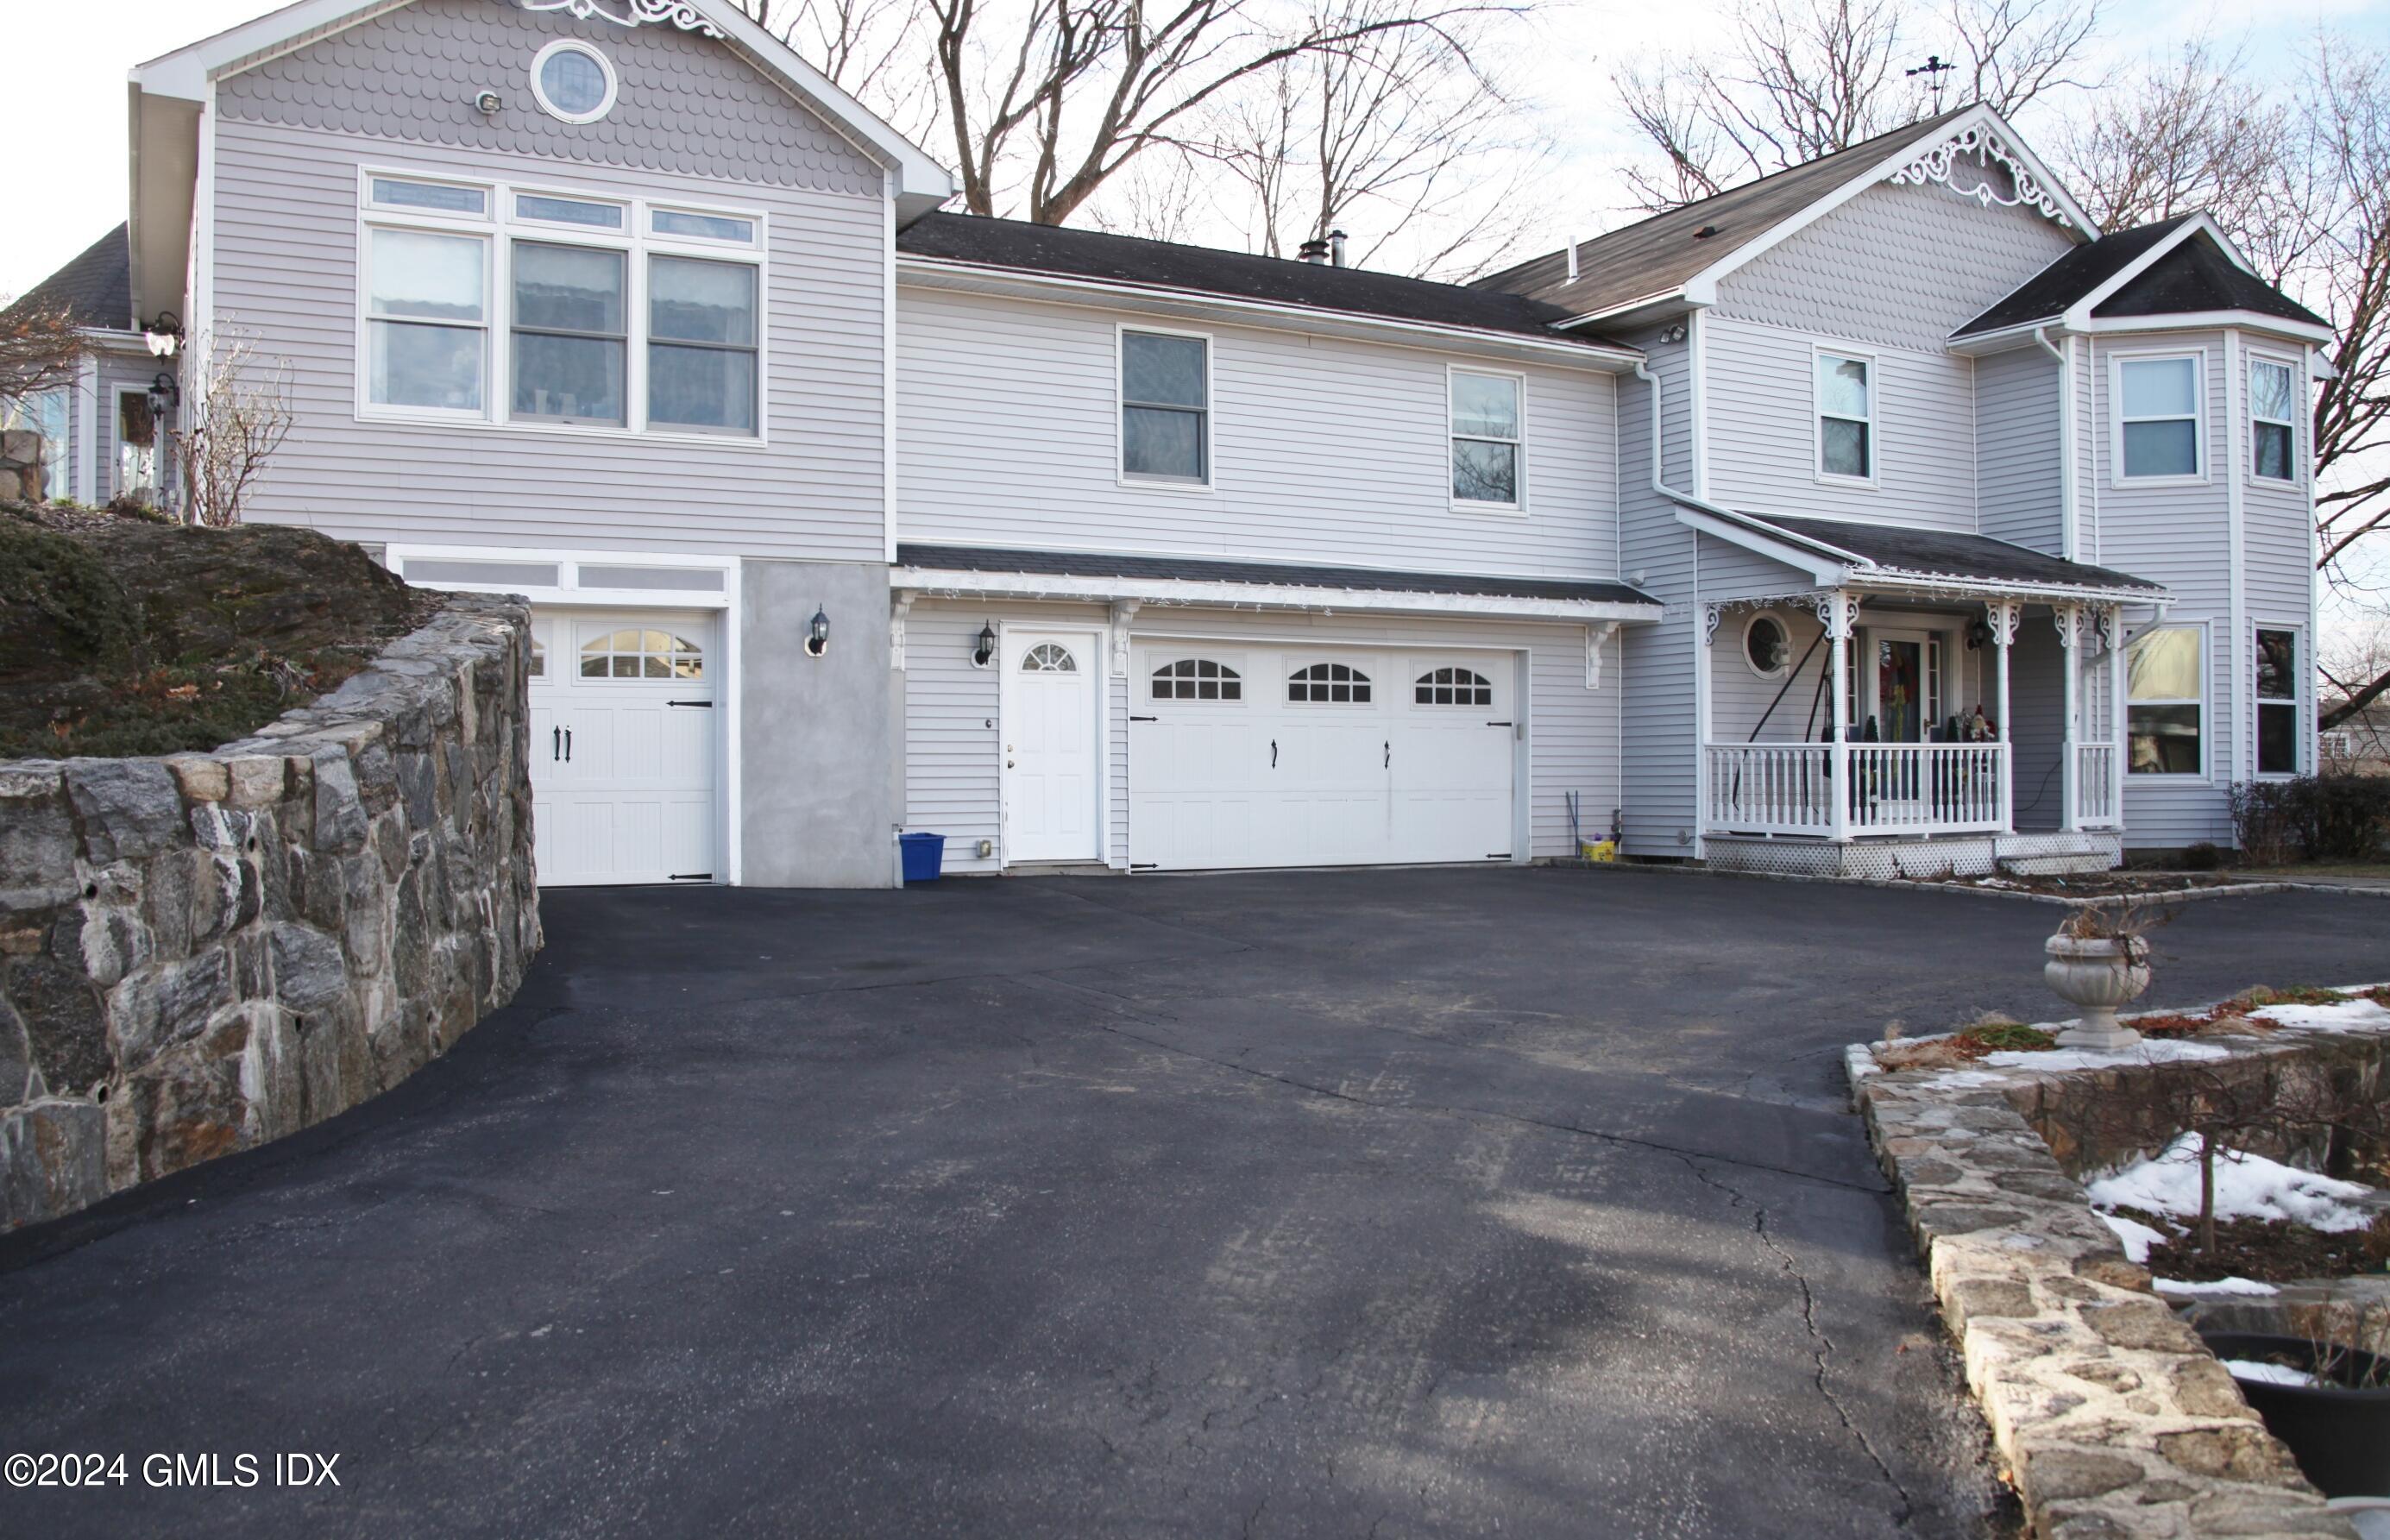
[{"x1": 899, "y1": 832, "x2": 947, "y2": 883}]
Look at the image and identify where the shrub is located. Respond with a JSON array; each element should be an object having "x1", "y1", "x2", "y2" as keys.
[
  {"x1": 2180, "y1": 840, "x2": 2228, "y2": 871},
  {"x1": 2228, "y1": 775, "x2": 2390, "y2": 864}
]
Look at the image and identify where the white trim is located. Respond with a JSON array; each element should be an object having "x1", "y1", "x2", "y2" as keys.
[
  {"x1": 2250, "y1": 619, "x2": 2306, "y2": 778},
  {"x1": 2225, "y1": 330, "x2": 2248, "y2": 784},
  {"x1": 529, "y1": 38, "x2": 620, "y2": 126},
  {"x1": 2109, "y1": 347, "x2": 2207, "y2": 487},
  {"x1": 1670, "y1": 506, "x2": 1848, "y2": 585},
  {"x1": 1115, "y1": 320, "x2": 1214, "y2": 491},
  {"x1": 890, "y1": 566, "x2": 1657, "y2": 625},
  {"x1": 899, "y1": 258, "x2": 1642, "y2": 372},
  {"x1": 1446, "y1": 363, "x2": 1527, "y2": 515},
  {"x1": 1673, "y1": 505, "x2": 2167, "y2": 603},
  {"x1": 997, "y1": 624, "x2": 1107, "y2": 868},
  {"x1": 1812, "y1": 344, "x2": 1879, "y2": 488},
  {"x1": 110, "y1": 383, "x2": 162, "y2": 506},
  {"x1": 1739, "y1": 611, "x2": 1793, "y2": 681},
  {"x1": 882, "y1": 190, "x2": 898, "y2": 565},
  {"x1": 2123, "y1": 619, "x2": 2211, "y2": 781},
  {"x1": 1689, "y1": 308, "x2": 1710, "y2": 498},
  {"x1": 73, "y1": 356, "x2": 100, "y2": 506},
  {"x1": 2247, "y1": 351, "x2": 2302, "y2": 487}
]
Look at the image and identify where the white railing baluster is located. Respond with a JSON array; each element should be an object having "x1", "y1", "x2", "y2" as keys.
[{"x1": 1704, "y1": 742, "x2": 2010, "y2": 838}]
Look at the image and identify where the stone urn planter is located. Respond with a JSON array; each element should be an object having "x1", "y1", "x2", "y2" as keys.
[{"x1": 2043, "y1": 931, "x2": 2151, "y2": 1049}]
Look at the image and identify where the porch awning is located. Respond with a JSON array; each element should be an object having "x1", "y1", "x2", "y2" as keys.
[
  {"x1": 891, "y1": 544, "x2": 1661, "y2": 623},
  {"x1": 1678, "y1": 507, "x2": 2166, "y2": 603}
]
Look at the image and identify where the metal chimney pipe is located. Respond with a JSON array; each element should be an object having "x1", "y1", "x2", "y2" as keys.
[
  {"x1": 1296, "y1": 237, "x2": 1330, "y2": 264},
  {"x1": 1329, "y1": 229, "x2": 1348, "y2": 267}
]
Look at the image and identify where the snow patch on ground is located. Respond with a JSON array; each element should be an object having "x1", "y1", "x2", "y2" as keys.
[
  {"x1": 2249, "y1": 997, "x2": 2390, "y2": 1033},
  {"x1": 2098, "y1": 1211, "x2": 2168, "y2": 1263},
  {"x1": 2154, "y1": 1275, "x2": 2280, "y2": 1298},
  {"x1": 1983, "y1": 1039, "x2": 2231, "y2": 1071},
  {"x1": 2221, "y1": 1358, "x2": 2329, "y2": 1388},
  {"x1": 2086, "y1": 1135, "x2": 2377, "y2": 1233}
]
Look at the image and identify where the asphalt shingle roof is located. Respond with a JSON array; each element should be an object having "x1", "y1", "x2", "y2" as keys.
[
  {"x1": 894, "y1": 544, "x2": 1656, "y2": 607},
  {"x1": 4, "y1": 224, "x2": 132, "y2": 331},
  {"x1": 895, "y1": 213, "x2": 1628, "y2": 350},
  {"x1": 1752, "y1": 514, "x2": 2164, "y2": 593},
  {"x1": 2093, "y1": 234, "x2": 2328, "y2": 329},
  {"x1": 1952, "y1": 216, "x2": 2189, "y2": 337},
  {"x1": 1470, "y1": 108, "x2": 1981, "y2": 318}
]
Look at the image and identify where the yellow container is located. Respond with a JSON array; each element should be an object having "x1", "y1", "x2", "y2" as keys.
[{"x1": 1580, "y1": 839, "x2": 1617, "y2": 863}]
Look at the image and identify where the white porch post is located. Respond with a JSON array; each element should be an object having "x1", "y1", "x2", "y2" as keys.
[
  {"x1": 1989, "y1": 600, "x2": 2018, "y2": 834},
  {"x1": 1696, "y1": 603, "x2": 1718, "y2": 855},
  {"x1": 1822, "y1": 591, "x2": 1855, "y2": 843},
  {"x1": 2057, "y1": 603, "x2": 2082, "y2": 833},
  {"x1": 2107, "y1": 604, "x2": 2128, "y2": 825}
]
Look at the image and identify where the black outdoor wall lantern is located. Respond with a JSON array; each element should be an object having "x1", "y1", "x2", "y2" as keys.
[
  {"x1": 147, "y1": 371, "x2": 181, "y2": 424},
  {"x1": 805, "y1": 605, "x2": 830, "y2": 658},
  {"x1": 972, "y1": 621, "x2": 996, "y2": 668}
]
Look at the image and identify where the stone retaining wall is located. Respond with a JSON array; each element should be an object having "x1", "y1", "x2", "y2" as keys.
[
  {"x1": 1848, "y1": 1021, "x2": 2383, "y2": 1539},
  {"x1": 0, "y1": 594, "x2": 539, "y2": 1229}
]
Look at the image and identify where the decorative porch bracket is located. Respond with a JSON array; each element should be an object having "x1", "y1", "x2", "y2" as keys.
[
  {"x1": 1109, "y1": 601, "x2": 1142, "y2": 677},
  {"x1": 890, "y1": 590, "x2": 916, "y2": 671},
  {"x1": 1584, "y1": 620, "x2": 1620, "y2": 688}
]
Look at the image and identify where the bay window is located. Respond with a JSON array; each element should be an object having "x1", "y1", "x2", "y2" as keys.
[
  {"x1": 2117, "y1": 355, "x2": 2201, "y2": 479},
  {"x1": 2126, "y1": 626, "x2": 2204, "y2": 774},
  {"x1": 2256, "y1": 627, "x2": 2301, "y2": 775},
  {"x1": 2249, "y1": 359, "x2": 2297, "y2": 482}
]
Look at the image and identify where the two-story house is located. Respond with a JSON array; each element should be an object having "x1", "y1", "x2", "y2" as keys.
[{"x1": 16, "y1": 0, "x2": 2326, "y2": 889}]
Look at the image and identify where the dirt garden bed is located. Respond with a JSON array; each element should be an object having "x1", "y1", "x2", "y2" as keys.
[{"x1": 0, "y1": 499, "x2": 440, "y2": 758}]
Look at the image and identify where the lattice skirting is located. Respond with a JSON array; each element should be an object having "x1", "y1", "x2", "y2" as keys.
[{"x1": 1703, "y1": 832, "x2": 2123, "y2": 880}]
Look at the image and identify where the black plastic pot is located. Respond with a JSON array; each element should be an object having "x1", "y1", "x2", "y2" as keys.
[{"x1": 2200, "y1": 1330, "x2": 2390, "y2": 1499}]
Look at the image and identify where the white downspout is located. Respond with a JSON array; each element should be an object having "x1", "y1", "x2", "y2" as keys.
[
  {"x1": 1635, "y1": 360, "x2": 1708, "y2": 858},
  {"x1": 2032, "y1": 326, "x2": 2074, "y2": 561}
]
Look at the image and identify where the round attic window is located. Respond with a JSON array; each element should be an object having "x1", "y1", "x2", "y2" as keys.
[
  {"x1": 531, "y1": 40, "x2": 618, "y2": 124},
  {"x1": 1744, "y1": 613, "x2": 1790, "y2": 679}
]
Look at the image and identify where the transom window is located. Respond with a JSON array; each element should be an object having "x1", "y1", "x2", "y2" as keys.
[
  {"x1": 1153, "y1": 658, "x2": 1241, "y2": 700},
  {"x1": 1816, "y1": 353, "x2": 1873, "y2": 480},
  {"x1": 2250, "y1": 359, "x2": 2298, "y2": 482},
  {"x1": 360, "y1": 170, "x2": 765, "y2": 438},
  {"x1": 1415, "y1": 667, "x2": 1493, "y2": 706},
  {"x1": 1022, "y1": 643, "x2": 1079, "y2": 673},
  {"x1": 580, "y1": 627, "x2": 704, "y2": 680},
  {"x1": 1289, "y1": 663, "x2": 1371, "y2": 703},
  {"x1": 1121, "y1": 330, "x2": 1209, "y2": 483},
  {"x1": 1450, "y1": 371, "x2": 1522, "y2": 506},
  {"x1": 2119, "y1": 355, "x2": 2201, "y2": 479},
  {"x1": 2125, "y1": 626, "x2": 2203, "y2": 774},
  {"x1": 2256, "y1": 627, "x2": 2300, "y2": 775}
]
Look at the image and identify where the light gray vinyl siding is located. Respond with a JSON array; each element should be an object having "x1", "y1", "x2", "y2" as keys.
[
  {"x1": 1714, "y1": 177, "x2": 2079, "y2": 355},
  {"x1": 214, "y1": 0, "x2": 882, "y2": 198},
  {"x1": 1702, "y1": 316, "x2": 1978, "y2": 532},
  {"x1": 1708, "y1": 603, "x2": 1834, "y2": 746},
  {"x1": 2007, "y1": 622, "x2": 2066, "y2": 832},
  {"x1": 901, "y1": 600, "x2": 1620, "y2": 870},
  {"x1": 2241, "y1": 342, "x2": 2317, "y2": 777},
  {"x1": 1695, "y1": 532, "x2": 1812, "y2": 602},
  {"x1": 91, "y1": 351, "x2": 162, "y2": 504},
  {"x1": 1618, "y1": 323, "x2": 1697, "y2": 856},
  {"x1": 2090, "y1": 330, "x2": 2235, "y2": 845},
  {"x1": 209, "y1": 116, "x2": 889, "y2": 560},
  {"x1": 894, "y1": 286, "x2": 1620, "y2": 577},
  {"x1": 1975, "y1": 344, "x2": 2062, "y2": 555}
]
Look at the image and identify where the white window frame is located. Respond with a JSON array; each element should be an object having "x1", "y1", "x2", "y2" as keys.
[
  {"x1": 1286, "y1": 659, "x2": 1377, "y2": 707},
  {"x1": 2124, "y1": 621, "x2": 2209, "y2": 779},
  {"x1": 1812, "y1": 346, "x2": 1878, "y2": 488},
  {"x1": 1740, "y1": 611, "x2": 1791, "y2": 681},
  {"x1": 530, "y1": 38, "x2": 620, "y2": 126},
  {"x1": 111, "y1": 384, "x2": 160, "y2": 506},
  {"x1": 1115, "y1": 321, "x2": 1214, "y2": 492},
  {"x1": 2252, "y1": 620, "x2": 2305, "y2": 778},
  {"x1": 354, "y1": 164, "x2": 770, "y2": 447},
  {"x1": 1446, "y1": 364, "x2": 1527, "y2": 514},
  {"x1": 2248, "y1": 354, "x2": 2300, "y2": 487},
  {"x1": 2110, "y1": 349, "x2": 2207, "y2": 486}
]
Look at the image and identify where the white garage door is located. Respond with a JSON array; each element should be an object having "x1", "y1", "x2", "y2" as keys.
[
  {"x1": 527, "y1": 612, "x2": 718, "y2": 886},
  {"x1": 1128, "y1": 644, "x2": 1516, "y2": 871}
]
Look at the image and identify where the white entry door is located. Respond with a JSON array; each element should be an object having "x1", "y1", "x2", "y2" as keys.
[
  {"x1": 528, "y1": 612, "x2": 718, "y2": 886},
  {"x1": 1001, "y1": 630, "x2": 1103, "y2": 864},
  {"x1": 1129, "y1": 644, "x2": 1517, "y2": 871}
]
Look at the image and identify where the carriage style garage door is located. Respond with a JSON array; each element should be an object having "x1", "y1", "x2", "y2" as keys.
[
  {"x1": 527, "y1": 612, "x2": 718, "y2": 886},
  {"x1": 1128, "y1": 643, "x2": 1516, "y2": 871}
]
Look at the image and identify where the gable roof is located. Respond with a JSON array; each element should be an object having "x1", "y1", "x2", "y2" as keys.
[
  {"x1": 896, "y1": 212, "x2": 1635, "y2": 353},
  {"x1": 3, "y1": 225, "x2": 133, "y2": 332},
  {"x1": 1473, "y1": 105, "x2": 2013, "y2": 320},
  {"x1": 1955, "y1": 213, "x2": 2331, "y2": 343},
  {"x1": 1748, "y1": 514, "x2": 2163, "y2": 594}
]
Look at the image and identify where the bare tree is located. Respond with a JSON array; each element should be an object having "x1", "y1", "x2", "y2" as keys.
[
  {"x1": 168, "y1": 331, "x2": 293, "y2": 530},
  {"x1": 0, "y1": 300, "x2": 85, "y2": 410},
  {"x1": 737, "y1": 0, "x2": 935, "y2": 130},
  {"x1": 1613, "y1": 0, "x2": 2101, "y2": 211}
]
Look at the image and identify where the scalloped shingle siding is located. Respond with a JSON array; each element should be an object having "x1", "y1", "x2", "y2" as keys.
[{"x1": 216, "y1": 0, "x2": 882, "y2": 198}]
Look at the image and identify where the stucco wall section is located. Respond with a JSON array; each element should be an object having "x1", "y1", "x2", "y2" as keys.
[
  {"x1": 739, "y1": 560, "x2": 897, "y2": 888},
  {"x1": 0, "y1": 595, "x2": 540, "y2": 1231}
]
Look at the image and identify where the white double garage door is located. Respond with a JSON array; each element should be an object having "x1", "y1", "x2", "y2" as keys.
[{"x1": 1122, "y1": 640, "x2": 1518, "y2": 870}]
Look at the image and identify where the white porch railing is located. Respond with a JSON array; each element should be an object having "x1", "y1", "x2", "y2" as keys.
[
  {"x1": 1705, "y1": 743, "x2": 2009, "y2": 838},
  {"x1": 2074, "y1": 741, "x2": 2120, "y2": 827}
]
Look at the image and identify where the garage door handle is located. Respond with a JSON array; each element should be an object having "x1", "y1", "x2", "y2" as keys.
[
  {"x1": 1129, "y1": 714, "x2": 1157, "y2": 722},
  {"x1": 1487, "y1": 720, "x2": 1513, "y2": 727},
  {"x1": 1270, "y1": 740, "x2": 1278, "y2": 769},
  {"x1": 1383, "y1": 741, "x2": 1390, "y2": 769},
  {"x1": 551, "y1": 726, "x2": 561, "y2": 762},
  {"x1": 667, "y1": 699, "x2": 713, "y2": 708},
  {"x1": 564, "y1": 728, "x2": 573, "y2": 763}
]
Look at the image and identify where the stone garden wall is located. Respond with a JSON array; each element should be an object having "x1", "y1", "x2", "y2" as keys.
[{"x1": 0, "y1": 594, "x2": 539, "y2": 1229}]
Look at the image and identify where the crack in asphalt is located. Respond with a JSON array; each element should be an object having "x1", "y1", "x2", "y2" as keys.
[{"x1": 1684, "y1": 1158, "x2": 1918, "y2": 1534}]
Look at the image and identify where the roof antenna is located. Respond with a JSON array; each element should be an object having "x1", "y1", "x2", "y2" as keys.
[{"x1": 1905, "y1": 54, "x2": 1954, "y2": 114}]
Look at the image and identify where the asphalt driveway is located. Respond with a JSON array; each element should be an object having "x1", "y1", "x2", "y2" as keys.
[{"x1": 6, "y1": 868, "x2": 2389, "y2": 1538}]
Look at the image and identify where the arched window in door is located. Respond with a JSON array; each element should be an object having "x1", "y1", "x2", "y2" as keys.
[
  {"x1": 1022, "y1": 642, "x2": 1079, "y2": 672},
  {"x1": 1288, "y1": 663, "x2": 1371, "y2": 703},
  {"x1": 1413, "y1": 667, "x2": 1493, "y2": 706}
]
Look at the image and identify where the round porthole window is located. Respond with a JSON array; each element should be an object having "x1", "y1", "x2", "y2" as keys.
[
  {"x1": 1744, "y1": 613, "x2": 1791, "y2": 678},
  {"x1": 531, "y1": 40, "x2": 619, "y2": 124}
]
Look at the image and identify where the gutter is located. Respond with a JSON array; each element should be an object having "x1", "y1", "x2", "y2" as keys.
[{"x1": 1632, "y1": 361, "x2": 1862, "y2": 575}]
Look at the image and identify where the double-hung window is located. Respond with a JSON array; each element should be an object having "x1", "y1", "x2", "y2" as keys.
[
  {"x1": 1121, "y1": 330, "x2": 1208, "y2": 483},
  {"x1": 2255, "y1": 627, "x2": 2301, "y2": 775},
  {"x1": 1816, "y1": 353, "x2": 1873, "y2": 480},
  {"x1": 2125, "y1": 626, "x2": 2204, "y2": 775},
  {"x1": 2118, "y1": 355, "x2": 2201, "y2": 479},
  {"x1": 2249, "y1": 359, "x2": 2298, "y2": 482},
  {"x1": 0, "y1": 391, "x2": 70, "y2": 500},
  {"x1": 359, "y1": 170, "x2": 764, "y2": 438},
  {"x1": 1450, "y1": 370, "x2": 1523, "y2": 506}
]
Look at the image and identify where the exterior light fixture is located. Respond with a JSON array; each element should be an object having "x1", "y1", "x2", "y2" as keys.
[
  {"x1": 972, "y1": 622, "x2": 996, "y2": 667},
  {"x1": 475, "y1": 89, "x2": 504, "y2": 117},
  {"x1": 142, "y1": 311, "x2": 183, "y2": 358},
  {"x1": 147, "y1": 371, "x2": 180, "y2": 424},
  {"x1": 805, "y1": 605, "x2": 830, "y2": 658}
]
